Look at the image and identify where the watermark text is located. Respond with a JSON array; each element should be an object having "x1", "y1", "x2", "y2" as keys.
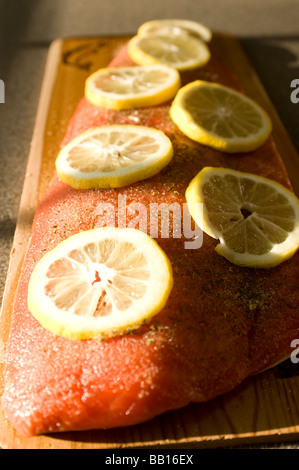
[
  {"x1": 290, "y1": 79, "x2": 299, "y2": 104},
  {"x1": 291, "y1": 339, "x2": 299, "y2": 364},
  {"x1": 94, "y1": 194, "x2": 203, "y2": 249},
  {"x1": 0, "y1": 79, "x2": 4, "y2": 103}
]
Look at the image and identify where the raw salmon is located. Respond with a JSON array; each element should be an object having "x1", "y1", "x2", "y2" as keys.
[{"x1": 2, "y1": 43, "x2": 299, "y2": 437}]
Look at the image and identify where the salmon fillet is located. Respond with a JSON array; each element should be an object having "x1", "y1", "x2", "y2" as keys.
[{"x1": 2, "y1": 42, "x2": 299, "y2": 438}]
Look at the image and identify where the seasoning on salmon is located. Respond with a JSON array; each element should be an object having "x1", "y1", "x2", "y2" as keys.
[{"x1": 2, "y1": 44, "x2": 299, "y2": 438}]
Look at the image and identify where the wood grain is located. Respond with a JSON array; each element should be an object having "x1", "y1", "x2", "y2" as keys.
[{"x1": 0, "y1": 34, "x2": 299, "y2": 449}]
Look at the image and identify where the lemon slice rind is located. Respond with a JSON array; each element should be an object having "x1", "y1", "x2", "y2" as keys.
[
  {"x1": 55, "y1": 125, "x2": 174, "y2": 189},
  {"x1": 186, "y1": 167, "x2": 299, "y2": 268},
  {"x1": 170, "y1": 80, "x2": 272, "y2": 153},
  {"x1": 85, "y1": 65, "x2": 181, "y2": 110},
  {"x1": 28, "y1": 228, "x2": 173, "y2": 340}
]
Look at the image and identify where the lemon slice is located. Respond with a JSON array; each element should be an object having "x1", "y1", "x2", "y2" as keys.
[
  {"x1": 186, "y1": 167, "x2": 299, "y2": 268},
  {"x1": 170, "y1": 80, "x2": 272, "y2": 153},
  {"x1": 28, "y1": 228, "x2": 173, "y2": 340},
  {"x1": 137, "y1": 19, "x2": 213, "y2": 43},
  {"x1": 55, "y1": 125, "x2": 173, "y2": 189},
  {"x1": 128, "y1": 33, "x2": 211, "y2": 71},
  {"x1": 85, "y1": 65, "x2": 180, "y2": 110}
]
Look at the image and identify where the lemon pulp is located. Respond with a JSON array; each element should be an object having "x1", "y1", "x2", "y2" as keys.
[
  {"x1": 28, "y1": 228, "x2": 173, "y2": 340},
  {"x1": 170, "y1": 80, "x2": 272, "y2": 153},
  {"x1": 55, "y1": 125, "x2": 174, "y2": 189},
  {"x1": 186, "y1": 167, "x2": 299, "y2": 267},
  {"x1": 85, "y1": 65, "x2": 180, "y2": 110}
]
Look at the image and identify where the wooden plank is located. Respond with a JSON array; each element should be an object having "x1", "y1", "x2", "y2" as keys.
[
  {"x1": 0, "y1": 34, "x2": 299, "y2": 449},
  {"x1": 0, "y1": 38, "x2": 62, "y2": 393}
]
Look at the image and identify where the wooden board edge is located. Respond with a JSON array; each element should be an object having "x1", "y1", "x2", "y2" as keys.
[
  {"x1": 0, "y1": 38, "x2": 63, "y2": 449},
  {"x1": 0, "y1": 38, "x2": 62, "y2": 336}
]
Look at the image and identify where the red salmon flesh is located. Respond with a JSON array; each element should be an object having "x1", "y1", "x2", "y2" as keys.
[{"x1": 2, "y1": 44, "x2": 299, "y2": 437}]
